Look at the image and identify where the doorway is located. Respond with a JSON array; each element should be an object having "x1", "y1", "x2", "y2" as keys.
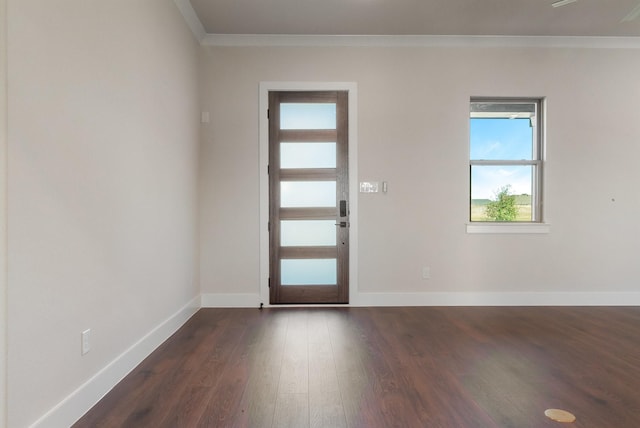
[{"x1": 268, "y1": 91, "x2": 349, "y2": 304}]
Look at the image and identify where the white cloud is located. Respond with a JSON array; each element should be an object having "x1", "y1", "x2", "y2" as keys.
[{"x1": 471, "y1": 166, "x2": 531, "y2": 199}]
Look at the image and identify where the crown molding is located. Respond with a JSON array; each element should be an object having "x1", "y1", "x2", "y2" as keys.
[
  {"x1": 173, "y1": 0, "x2": 206, "y2": 43},
  {"x1": 201, "y1": 33, "x2": 640, "y2": 48},
  {"x1": 172, "y1": 0, "x2": 640, "y2": 49}
]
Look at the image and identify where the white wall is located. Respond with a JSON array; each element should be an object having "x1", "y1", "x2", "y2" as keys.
[
  {"x1": 199, "y1": 45, "x2": 640, "y2": 302},
  {"x1": 1, "y1": 0, "x2": 8, "y2": 424},
  {"x1": 7, "y1": 0, "x2": 200, "y2": 426}
]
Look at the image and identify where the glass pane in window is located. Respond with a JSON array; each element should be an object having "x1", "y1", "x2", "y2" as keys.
[
  {"x1": 281, "y1": 220, "x2": 336, "y2": 246},
  {"x1": 281, "y1": 259, "x2": 337, "y2": 285},
  {"x1": 470, "y1": 165, "x2": 533, "y2": 222},
  {"x1": 280, "y1": 181, "x2": 336, "y2": 208},
  {"x1": 281, "y1": 143, "x2": 336, "y2": 169},
  {"x1": 470, "y1": 118, "x2": 533, "y2": 160},
  {"x1": 280, "y1": 103, "x2": 336, "y2": 130}
]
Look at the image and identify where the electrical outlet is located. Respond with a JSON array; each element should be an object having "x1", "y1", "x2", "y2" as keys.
[
  {"x1": 422, "y1": 267, "x2": 431, "y2": 279},
  {"x1": 81, "y1": 329, "x2": 91, "y2": 355}
]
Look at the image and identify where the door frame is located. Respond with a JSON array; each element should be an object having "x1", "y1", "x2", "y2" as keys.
[{"x1": 259, "y1": 82, "x2": 358, "y2": 306}]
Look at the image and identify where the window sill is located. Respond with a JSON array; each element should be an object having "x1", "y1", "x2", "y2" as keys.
[{"x1": 466, "y1": 223, "x2": 550, "y2": 234}]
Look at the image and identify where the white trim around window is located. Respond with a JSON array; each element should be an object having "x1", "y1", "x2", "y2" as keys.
[{"x1": 466, "y1": 223, "x2": 550, "y2": 234}]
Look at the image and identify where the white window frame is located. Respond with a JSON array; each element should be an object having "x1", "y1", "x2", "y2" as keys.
[{"x1": 467, "y1": 98, "x2": 549, "y2": 234}]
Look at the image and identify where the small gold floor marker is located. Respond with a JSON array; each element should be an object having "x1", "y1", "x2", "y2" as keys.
[{"x1": 545, "y1": 409, "x2": 576, "y2": 423}]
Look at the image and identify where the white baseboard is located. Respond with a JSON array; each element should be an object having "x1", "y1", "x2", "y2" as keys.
[
  {"x1": 29, "y1": 290, "x2": 640, "y2": 427},
  {"x1": 200, "y1": 291, "x2": 640, "y2": 308},
  {"x1": 352, "y1": 291, "x2": 640, "y2": 307},
  {"x1": 30, "y1": 296, "x2": 200, "y2": 428},
  {"x1": 200, "y1": 293, "x2": 262, "y2": 308}
]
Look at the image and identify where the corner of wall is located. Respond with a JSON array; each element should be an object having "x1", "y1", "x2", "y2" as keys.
[
  {"x1": 173, "y1": 0, "x2": 206, "y2": 43},
  {"x1": 29, "y1": 296, "x2": 200, "y2": 428},
  {"x1": 0, "y1": 0, "x2": 8, "y2": 423}
]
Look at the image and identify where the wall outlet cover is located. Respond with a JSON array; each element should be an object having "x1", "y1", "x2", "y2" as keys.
[{"x1": 81, "y1": 329, "x2": 91, "y2": 355}]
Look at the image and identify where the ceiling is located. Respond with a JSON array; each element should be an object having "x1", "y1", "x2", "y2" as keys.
[{"x1": 187, "y1": 0, "x2": 640, "y2": 37}]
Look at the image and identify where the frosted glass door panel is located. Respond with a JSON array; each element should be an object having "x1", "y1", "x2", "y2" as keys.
[
  {"x1": 280, "y1": 103, "x2": 336, "y2": 130},
  {"x1": 281, "y1": 220, "x2": 336, "y2": 246},
  {"x1": 280, "y1": 181, "x2": 336, "y2": 207},
  {"x1": 280, "y1": 143, "x2": 336, "y2": 169},
  {"x1": 281, "y1": 259, "x2": 337, "y2": 285}
]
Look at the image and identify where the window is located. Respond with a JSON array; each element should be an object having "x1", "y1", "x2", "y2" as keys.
[{"x1": 470, "y1": 99, "x2": 543, "y2": 223}]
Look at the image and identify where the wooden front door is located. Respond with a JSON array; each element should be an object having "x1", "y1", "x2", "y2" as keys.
[{"x1": 269, "y1": 91, "x2": 349, "y2": 304}]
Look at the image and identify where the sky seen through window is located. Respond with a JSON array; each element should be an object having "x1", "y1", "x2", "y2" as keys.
[{"x1": 470, "y1": 118, "x2": 534, "y2": 200}]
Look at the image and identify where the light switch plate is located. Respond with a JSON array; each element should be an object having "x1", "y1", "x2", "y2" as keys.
[{"x1": 360, "y1": 182, "x2": 379, "y2": 193}]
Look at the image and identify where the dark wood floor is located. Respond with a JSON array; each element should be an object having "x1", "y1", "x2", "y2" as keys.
[{"x1": 74, "y1": 306, "x2": 640, "y2": 427}]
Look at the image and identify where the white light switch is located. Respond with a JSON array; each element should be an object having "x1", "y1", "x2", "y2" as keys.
[{"x1": 360, "y1": 182, "x2": 379, "y2": 193}]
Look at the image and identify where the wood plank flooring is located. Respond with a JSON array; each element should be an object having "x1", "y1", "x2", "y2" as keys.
[{"x1": 73, "y1": 307, "x2": 640, "y2": 427}]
